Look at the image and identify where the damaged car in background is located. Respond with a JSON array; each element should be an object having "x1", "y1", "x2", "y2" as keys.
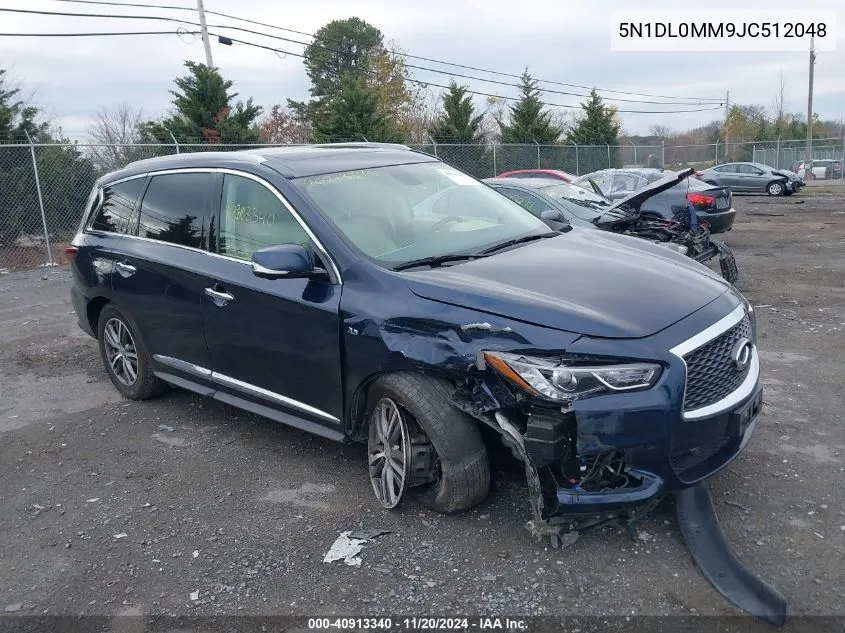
[
  {"x1": 485, "y1": 169, "x2": 739, "y2": 284},
  {"x1": 69, "y1": 144, "x2": 783, "y2": 623}
]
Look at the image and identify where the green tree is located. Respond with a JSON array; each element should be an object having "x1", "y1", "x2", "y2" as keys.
[
  {"x1": 289, "y1": 18, "x2": 385, "y2": 129},
  {"x1": 498, "y1": 71, "x2": 563, "y2": 143},
  {"x1": 313, "y1": 74, "x2": 401, "y2": 142},
  {"x1": 141, "y1": 61, "x2": 262, "y2": 144},
  {"x1": 566, "y1": 89, "x2": 621, "y2": 146},
  {"x1": 429, "y1": 82, "x2": 484, "y2": 143},
  {"x1": 0, "y1": 69, "x2": 46, "y2": 141},
  {"x1": 1, "y1": 69, "x2": 98, "y2": 258},
  {"x1": 566, "y1": 89, "x2": 621, "y2": 170}
]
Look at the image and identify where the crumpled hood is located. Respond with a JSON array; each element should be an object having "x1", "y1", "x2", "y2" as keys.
[
  {"x1": 403, "y1": 228, "x2": 730, "y2": 339},
  {"x1": 606, "y1": 167, "x2": 694, "y2": 213}
]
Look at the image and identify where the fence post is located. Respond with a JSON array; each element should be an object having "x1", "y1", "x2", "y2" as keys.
[
  {"x1": 24, "y1": 131, "x2": 54, "y2": 266},
  {"x1": 606, "y1": 144, "x2": 611, "y2": 168},
  {"x1": 572, "y1": 142, "x2": 578, "y2": 175},
  {"x1": 427, "y1": 134, "x2": 437, "y2": 157},
  {"x1": 534, "y1": 140, "x2": 540, "y2": 168},
  {"x1": 661, "y1": 140, "x2": 665, "y2": 167},
  {"x1": 842, "y1": 133, "x2": 845, "y2": 184},
  {"x1": 715, "y1": 140, "x2": 719, "y2": 164},
  {"x1": 776, "y1": 136, "x2": 781, "y2": 169},
  {"x1": 492, "y1": 143, "x2": 497, "y2": 176},
  {"x1": 630, "y1": 140, "x2": 636, "y2": 166},
  {"x1": 166, "y1": 129, "x2": 180, "y2": 154}
]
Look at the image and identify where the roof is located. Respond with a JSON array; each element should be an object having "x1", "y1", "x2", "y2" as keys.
[{"x1": 100, "y1": 143, "x2": 437, "y2": 184}]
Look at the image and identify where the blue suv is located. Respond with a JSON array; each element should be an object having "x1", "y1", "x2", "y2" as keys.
[{"x1": 69, "y1": 144, "x2": 762, "y2": 539}]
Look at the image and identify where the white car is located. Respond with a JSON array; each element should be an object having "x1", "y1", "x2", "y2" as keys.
[{"x1": 797, "y1": 159, "x2": 843, "y2": 180}]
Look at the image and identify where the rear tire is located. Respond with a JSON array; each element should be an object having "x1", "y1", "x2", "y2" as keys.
[
  {"x1": 766, "y1": 181, "x2": 785, "y2": 196},
  {"x1": 97, "y1": 304, "x2": 167, "y2": 400},
  {"x1": 366, "y1": 373, "x2": 490, "y2": 514}
]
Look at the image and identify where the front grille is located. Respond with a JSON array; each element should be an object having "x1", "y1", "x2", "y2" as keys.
[{"x1": 683, "y1": 315, "x2": 752, "y2": 411}]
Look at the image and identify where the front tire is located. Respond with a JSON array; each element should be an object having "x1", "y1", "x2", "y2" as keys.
[
  {"x1": 366, "y1": 373, "x2": 490, "y2": 514},
  {"x1": 97, "y1": 305, "x2": 166, "y2": 400},
  {"x1": 766, "y1": 181, "x2": 785, "y2": 196}
]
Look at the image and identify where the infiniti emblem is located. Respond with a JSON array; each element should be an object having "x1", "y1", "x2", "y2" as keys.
[{"x1": 732, "y1": 338, "x2": 752, "y2": 372}]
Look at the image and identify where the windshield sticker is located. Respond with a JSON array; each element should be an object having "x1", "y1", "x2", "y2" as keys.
[
  {"x1": 437, "y1": 168, "x2": 481, "y2": 186},
  {"x1": 307, "y1": 170, "x2": 368, "y2": 187}
]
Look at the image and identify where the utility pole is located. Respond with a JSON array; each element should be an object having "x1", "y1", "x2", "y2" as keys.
[
  {"x1": 724, "y1": 90, "x2": 730, "y2": 162},
  {"x1": 196, "y1": 0, "x2": 214, "y2": 67},
  {"x1": 805, "y1": 36, "x2": 815, "y2": 163}
]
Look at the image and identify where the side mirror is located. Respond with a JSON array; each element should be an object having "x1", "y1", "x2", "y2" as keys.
[
  {"x1": 540, "y1": 208, "x2": 564, "y2": 222},
  {"x1": 251, "y1": 244, "x2": 315, "y2": 279}
]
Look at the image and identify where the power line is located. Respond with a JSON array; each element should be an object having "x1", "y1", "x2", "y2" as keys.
[
  {"x1": 206, "y1": 32, "x2": 724, "y2": 115},
  {"x1": 9, "y1": 7, "x2": 725, "y2": 110},
  {"x1": 0, "y1": 29, "x2": 197, "y2": 36},
  {"x1": 48, "y1": 0, "x2": 726, "y2": 104}
]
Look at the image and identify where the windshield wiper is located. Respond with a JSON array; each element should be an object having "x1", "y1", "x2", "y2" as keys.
[
  {"x1": 391, "y1": 252, "x2": 491, "y2": 271},
  {"x1": 478, "y1": 232, "x2": 559, "y2": 254}
]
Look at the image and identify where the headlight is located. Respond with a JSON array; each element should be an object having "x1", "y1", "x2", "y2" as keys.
[{"x1": 482, "y1": 351, "x2": 661, "y2": 402}]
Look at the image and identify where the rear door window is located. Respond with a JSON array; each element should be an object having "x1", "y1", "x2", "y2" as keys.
[
  {"x1": 89, "y1": 178, "x2": 146, "y2": 234},
  {"x1": 137, "y1": 172, "x2": 214, "y2": 249},
  {"x1": 714, "y1": 164, "x2": 736, "y2": 173}
]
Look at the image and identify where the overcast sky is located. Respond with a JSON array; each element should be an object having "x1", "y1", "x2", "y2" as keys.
[{"x1": 1, "y1": 0, "x2": 843, "y2": 141}]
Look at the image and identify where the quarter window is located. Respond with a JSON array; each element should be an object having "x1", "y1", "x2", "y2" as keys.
[
  {"x1": 89, "y1": 178, "x2": 145, "y2": 234},
  {"x1": 218, "y1": 174, "x2": 310, "y2": 261},
  {"x1": 137, "y1": 173, "x2": 214, "y2": 249}
]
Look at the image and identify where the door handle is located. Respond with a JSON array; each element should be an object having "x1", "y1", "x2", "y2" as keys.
[
  {"x1": 115, "y1": 262, "x2": 136, "y2": 278},
  {"x1": 205, "y1": 286, "x2": 235, "y2": 307}
]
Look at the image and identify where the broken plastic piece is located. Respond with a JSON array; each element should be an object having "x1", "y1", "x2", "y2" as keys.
[
  {"x1": 323, "y1": 529, "x2": 390, "y2": 566},
  {"x1": 348, "y1": 528, "x2": 391, "y2": 540},
  {"x1": 677, "y1": 483, "x2": 787, "y2": 626}
]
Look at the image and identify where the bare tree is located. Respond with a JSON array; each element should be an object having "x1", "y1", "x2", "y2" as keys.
[
  {"x1": 649, "y1": 124, "x2": 673, "y2": 139},
  {"x1": 86, "y1": 103, "x2": 145, "y2": 171}
]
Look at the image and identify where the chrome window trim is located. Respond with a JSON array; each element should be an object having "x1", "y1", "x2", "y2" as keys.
[
  {"x1": 151, "y1": 355, "x2": 340, "y2": 424},
  {"x1": 682, "y1": 349, "x2": 759, "y2": 420},
  {"x1": 84, "y1": 166, "x2": 342, "y2": 284}
]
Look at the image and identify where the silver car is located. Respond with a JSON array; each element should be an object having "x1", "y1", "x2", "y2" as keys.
[{"x1": 697, "y1": 162, "x2": 804, "y2": 196}]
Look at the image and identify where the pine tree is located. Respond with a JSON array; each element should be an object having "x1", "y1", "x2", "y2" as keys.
[
  {"x1": 429, "y1": 82, "x2": 484, "y2": 144},
  {"x1": 498, "y1": 71, "x2": 562, "y2": 143},
  {"x1": 141, "y1": 62, "x2": 262, "y2": 144},
  {"x1": 566, "y1": 89, "x2": 621, "y2": 146},
  {"x1": 314, "y1": 74, "x2": 401, "y2": 142}
]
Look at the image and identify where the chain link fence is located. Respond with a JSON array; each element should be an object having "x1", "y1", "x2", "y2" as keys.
[{"x1": 2, "y1": 137, "x2": 843, "y2": 272}]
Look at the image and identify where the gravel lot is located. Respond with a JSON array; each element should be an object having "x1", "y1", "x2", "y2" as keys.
[{"x1": 1, "y1": 192, "x2": 844, "y2": 626}]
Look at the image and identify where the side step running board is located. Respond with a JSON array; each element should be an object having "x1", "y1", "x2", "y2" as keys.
[{"x1": 677, "y1": 483, "x2": 787, "y2": 626}]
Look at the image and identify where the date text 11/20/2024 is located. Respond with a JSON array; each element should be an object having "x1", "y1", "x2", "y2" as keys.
[{"x1": 308, "y1": 618, "x2": 528, "y2": 630}]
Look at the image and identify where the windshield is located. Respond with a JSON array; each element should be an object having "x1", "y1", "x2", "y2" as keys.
[
  {"x1": 292, "y1": 162, "x2": 550, "y2": 266},
  {"x1": 535, "y1": 182, "x2": 612, "y2": 221}
]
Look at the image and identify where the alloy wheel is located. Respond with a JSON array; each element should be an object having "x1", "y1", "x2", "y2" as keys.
[
  {"x1": 368, "y1": 397, "x2": 411, "y2": 508},
  {"x1": 103, "y1": 317, "x2": 138, "y2": 386}
]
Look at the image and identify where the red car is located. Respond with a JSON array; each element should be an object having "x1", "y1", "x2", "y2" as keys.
[{"x1": 497, "y1": 169, "x2": 575, "y2": 182}]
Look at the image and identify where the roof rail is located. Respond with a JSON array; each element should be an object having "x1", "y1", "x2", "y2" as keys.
[{"x1": 311, "y1": 142, "x2": 412, "y2": 151}]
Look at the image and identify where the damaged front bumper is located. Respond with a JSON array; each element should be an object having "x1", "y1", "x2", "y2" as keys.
[{"x1": 469, "y1": 299, "x2": 762, "y2": 542}]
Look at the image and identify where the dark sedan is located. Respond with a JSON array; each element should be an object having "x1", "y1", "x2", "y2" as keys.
[
  {"x1": 572, "y1": 168, "x2": 736, "y2": 233},
  {"x1": 484, "y1": 175, "x2": 739, "y2": 283}
]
